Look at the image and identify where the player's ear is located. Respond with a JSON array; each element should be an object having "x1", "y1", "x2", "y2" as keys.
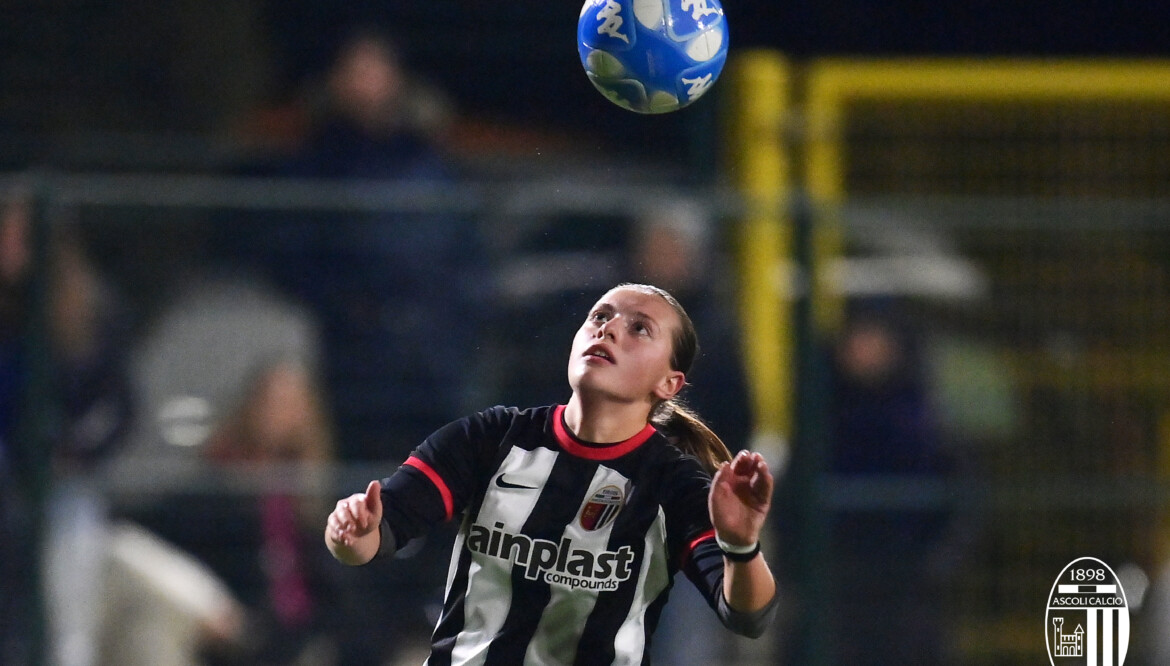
[{"x1": 653, "y1": 371, "x2": 685, "y2": 402}]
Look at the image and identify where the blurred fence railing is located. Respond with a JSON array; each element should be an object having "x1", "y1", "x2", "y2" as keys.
[
  {"x1": 8, "y1": 56, "x2": 1170, "y2": 666},
  {"x1": 6, "y1": 169, "x2": 779, "y2": 666}
]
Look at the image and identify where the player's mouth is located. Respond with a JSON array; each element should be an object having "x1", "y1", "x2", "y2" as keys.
[{"x1": 583, "y1": 344, "x2": 616, "y2": 364}]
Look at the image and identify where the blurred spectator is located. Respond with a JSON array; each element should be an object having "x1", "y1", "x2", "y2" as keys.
[
  {"x1": 220, "y1": 25, "x2": 487, "y2": 463},
  {"x1": 0, "y1": 185, "x2": 136, "y2": 482},
  {"x1": 107, "y1": 277, "x2": 347, "y2": 665},
  {"x1": 0, "y1": 184, "x2": 137, "y2": 666},
  {"x1": 210, "y1": 25, "x2": 487, "y2": 664},
  {"x1": 291, "y1": 25, "x2": 454, "y2": 161},
  {"x1": 0, "y1": 186, "x2": 260, "y2": 666},
  {"x1": 194, "y1": 360, "x2": 343, "y2": 665},
  {"x1": 0, "y1": 186, "x2": 37, "y2": 664},
  {"x1": 824, "y1": 301, "x2": 956, "y2": 664}
]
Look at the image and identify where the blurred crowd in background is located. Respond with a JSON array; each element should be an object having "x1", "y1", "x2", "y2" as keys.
[
  {"x1": 0, "y1": 24, "x2": 795, "y2": 666},
  {"x1": 5, "y1": 3, "x2": 1170, "y2": 666},
  {"x1": 0, "y1": 17, "x2": 967, "y2": 664}
]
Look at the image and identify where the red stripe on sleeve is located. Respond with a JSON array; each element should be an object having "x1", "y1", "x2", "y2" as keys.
[
  {"x1": 403, "y1": 456, "x2": 454, "y2": 521},
  {"x1": 680, "y1": 528, "x2": 717, "y2": 568}
]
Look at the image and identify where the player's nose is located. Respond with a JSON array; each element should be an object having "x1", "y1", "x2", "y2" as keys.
[{"x1": 595, "y1": 316, "x2": 619, "y2": 341}]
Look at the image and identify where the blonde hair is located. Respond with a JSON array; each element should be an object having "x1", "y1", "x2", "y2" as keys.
[{"x1": 617, "y1": 283, "x2": 733, "y2": 473}]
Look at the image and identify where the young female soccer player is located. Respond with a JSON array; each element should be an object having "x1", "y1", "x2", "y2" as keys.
[{"x1": 325, "y1": 283, "x2": 778, "y2": 664}]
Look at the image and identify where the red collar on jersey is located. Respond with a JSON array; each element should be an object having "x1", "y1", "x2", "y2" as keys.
[{"x1": 552, "y1": 404, "x2": 657, "y2": 460}]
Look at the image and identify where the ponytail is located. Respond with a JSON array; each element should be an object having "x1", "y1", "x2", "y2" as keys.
[{"x1": 651, "y1": 400, "x2": 732, "y2": 474}]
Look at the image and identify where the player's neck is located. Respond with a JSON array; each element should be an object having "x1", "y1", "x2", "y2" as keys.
[{"x1": 564, "y1": 394, "x2": 651, "y2": 444}]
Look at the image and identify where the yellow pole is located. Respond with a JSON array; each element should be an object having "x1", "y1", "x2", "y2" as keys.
[
  {"x1": 804, "y1": 61, "x2": 847, "y2": 334},
  {"x1": 723, "y1": 49, "x2": 791, "y2": 459}
]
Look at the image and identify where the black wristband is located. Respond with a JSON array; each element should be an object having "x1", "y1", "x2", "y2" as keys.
[{"x1": 720, "y1": 541, "x2": 761, "y2": 562}]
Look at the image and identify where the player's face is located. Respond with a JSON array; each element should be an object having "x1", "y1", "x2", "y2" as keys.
[{"x1": 567, "y1": 287, "x2": 685, "y2": 406}]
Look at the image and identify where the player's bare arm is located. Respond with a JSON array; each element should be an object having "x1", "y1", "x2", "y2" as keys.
[{"x1": 709, "y1": 450, "x2": 776, "y2": 613}]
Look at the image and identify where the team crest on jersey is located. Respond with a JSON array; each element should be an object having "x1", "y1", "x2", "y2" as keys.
[{"x1": 580, "y1": 485, "x2": 623, "y2": 531}]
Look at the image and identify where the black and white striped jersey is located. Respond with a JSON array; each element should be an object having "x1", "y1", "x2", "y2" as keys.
[{"x1": 376, "y1": 404, "x2": 737, "y2": 665}]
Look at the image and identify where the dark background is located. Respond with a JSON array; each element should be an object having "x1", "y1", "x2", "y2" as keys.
[
  {"x1": 263, "y1": 0, "x2": 1170, "y2": 163},
  {"x1": 2, "y1": 0, "x2": 1169, "y2": 170}
]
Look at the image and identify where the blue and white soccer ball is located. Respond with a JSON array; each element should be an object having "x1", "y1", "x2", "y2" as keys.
[{"x1": 577, "y1": 0, "x2": 729, "y2": 114}]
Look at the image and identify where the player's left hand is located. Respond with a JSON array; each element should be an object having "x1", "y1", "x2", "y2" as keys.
[{"x1": 708, "y1": 450, "x2": 773, "y2": 547}]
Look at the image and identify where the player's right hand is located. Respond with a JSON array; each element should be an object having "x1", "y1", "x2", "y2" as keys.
[{"x1": 326, "y1": 479, "x2": 383, "y2": 551}]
